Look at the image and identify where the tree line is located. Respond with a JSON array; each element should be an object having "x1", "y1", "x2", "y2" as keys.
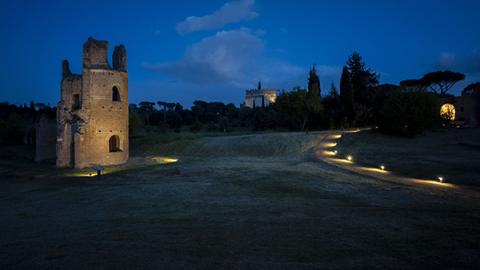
[
  {"x1": 1, "y1": 52, "x2": 480, "y2": 146},
  {"x1": 129, "y1": 52, "x2": 479, "y2": 137}
]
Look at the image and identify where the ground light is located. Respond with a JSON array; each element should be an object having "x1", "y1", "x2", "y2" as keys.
[
  {"x1": 152, "y1": 157, "x2": 179, "y2": 164},
  {"x1": 438, "y1": 176, "x2": 444, "y2": 183},
  {"x1": 92, "y1": 165, "x2": 105, "y2": 176},
  {"x1": 333, "y1": 150, "x2": 338, "y2": 155},
  {"x1": 322, "y1": 150, "x2": 337, "y2": 156},
  {"x1": 380, "y1": 165, "x2": 386, "y2": 171},
  {"x1": 346, "y1": 155, "x2": 353, "y2": 161},
  {"x1": 323, "y1": 142, "x2": 338, "y2": 148}
]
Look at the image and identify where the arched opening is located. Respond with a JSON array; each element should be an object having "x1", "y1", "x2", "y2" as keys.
[
  {"x1": 72, "y1": 94, "x2": 81, "y2": 110},
  {"x1": 112, "y1": 86, "x2": 121, "y2": 102},
  {"x1": 440, "y1": 103, "x2": 456, "y2": 121},
  {"x1": 109, "y1": 135, "x2": 121, "y2": 152}
]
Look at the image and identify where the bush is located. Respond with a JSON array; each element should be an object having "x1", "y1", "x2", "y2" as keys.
[
  {"x1": 377, "y1": 92, "x2": 439, "y2": 137},
  {"x1": 189, "y1": 121, "x2": 203, "y2": 132},
  {"x1": 129, "y1": 109, "x2": 145, "y2": 137},
  {"x1": 353, "y1": 103, "x2": 373, "y2": 127}
]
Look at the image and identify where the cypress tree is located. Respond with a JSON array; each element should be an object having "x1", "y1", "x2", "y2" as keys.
[
  {"x1": 307, "y1": 66, "x2": 321, "y2": 98},
  {"x1": 340, "y1": 66, "x2": 354, "y2": 124}
]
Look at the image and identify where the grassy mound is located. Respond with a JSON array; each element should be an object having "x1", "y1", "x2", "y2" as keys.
[{"x1": 131, "y1": 131, "x2": 327, "y2": 159}]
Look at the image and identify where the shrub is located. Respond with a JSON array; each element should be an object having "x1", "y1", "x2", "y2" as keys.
[
  {"x1": 189, "y1": 121, "x2": 203, "y2": 132},
  {"x1": 377, "y1": 91, "x2": 439, "y2": 137}
]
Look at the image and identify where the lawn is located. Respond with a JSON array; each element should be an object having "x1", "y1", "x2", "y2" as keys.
[
  {"x1": 0, "y1": 130, "x2": 479, "y2": 269},
  {"x1": 335, "y1": 128, "x2": 480, "y2": 187}
]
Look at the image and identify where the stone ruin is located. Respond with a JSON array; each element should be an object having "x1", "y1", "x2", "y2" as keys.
[{"x1": 34, "y1": 37, "x2": 129, "y2": 168}]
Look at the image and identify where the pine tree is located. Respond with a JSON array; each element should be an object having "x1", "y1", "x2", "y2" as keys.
[
  {"x1": 328, "y1": 82, "x2": 338, "y2": 98},
  {"x1": 346, "y1": 52, "x2": 378, "y2": 106},
  {"x1": 340, "y1": 66, "x2": 354, "y2": 125}
]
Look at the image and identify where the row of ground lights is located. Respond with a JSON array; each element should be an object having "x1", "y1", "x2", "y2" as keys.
[{"x1": 329, "y1": 134, "x2": 445, "y2": 184}]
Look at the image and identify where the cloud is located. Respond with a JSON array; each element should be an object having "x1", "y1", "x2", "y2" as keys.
[
  {"x1": 176, "y1": 0, "x2": 258, "y2": 35},
  {"x1": 144, "y1": 28, "x2": 310, "y2": 89},
  {"x1": 435, "y1": 51, "x2": 480, "y2": 74}
]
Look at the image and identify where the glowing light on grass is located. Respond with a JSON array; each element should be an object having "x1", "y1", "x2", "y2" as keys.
[
  {"x1": 412, "y1": 178, "x2": 454, "y2": 188},
  {"x1": 380, "y1": 165, "x2": 385, "y2": 171},
  {"x1": 346, "y1": 155, "x2": 353, "y2": 161},
  {"x1": 66, "y1": 172, "x2": 97, "y2": 177},
  {"x1": 330, "y1": 134, "x2": 342, "y2": 139},
  {"x1": 322, "y1": 142, "x2": 337, "y2": 148},
  {"x1": 329, "y1": 158, "x2": 353, "y2": 164},
  {"x1": 437, "y1": 176, "x2": 444, "y2": 183},
  {"x1": 322, "y1": 150, "x2": 337, "y2": 156},
  {"x1": 152, "y1": 157, "x2": 179, "y2": 164},
  {"x1": 359, "y1": 166, "x2": 389, "y2": 174}
]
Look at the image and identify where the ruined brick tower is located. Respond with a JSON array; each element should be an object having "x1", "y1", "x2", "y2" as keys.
[{"x1": 56, "y1": 37, "x2": 128, "y2": 168}]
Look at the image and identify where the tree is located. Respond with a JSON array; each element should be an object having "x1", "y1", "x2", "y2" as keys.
[
  {"x1": 377, "y1": 92, "x2": 439, "y2": 137},
  {"x1": 462, "y1": 82, "x2": 480, "y2": 122},
  {"x1": 462, "y1": 82, "x2": 480, "y2": 96},
  {"x1": 346, "y1": 52, "x2": 379, "y2": 106},
  {"x1": 328, "y1": 82, "x2": 339, "y2": 98},
  {"x1": 400, "y1": 79, "x2": 428, "y2": 92},
  {"x1": 276, "y1": 87, "x2": 322, "y2": 131},
  {"x1": 174, "y1": 102, "x2": 183, "y2": 112},
  {"x1": 307, "y1": 66, "x2": 321, "y2": 98},
  {"x1": 166, "y1": 102, "x2": 176, "y2": 113},
  {"x1": 157, "y1": 101, "x2": 168, "y2": 123},
  {"x1": 129, "y1": 108, "x2": 144, "y2": 136},
  {"x1": 322, "y1": 83, "x2": 342, "y2": 129},
  {"x1": 420, "y1": 70, "x2": 465, "y2": 96},
  {"x1": 340, "y1": 66, "x2": 354, "y2": 125},
  {"x1": 139, "y1": 101, "x2": 155, "y2": 112}
]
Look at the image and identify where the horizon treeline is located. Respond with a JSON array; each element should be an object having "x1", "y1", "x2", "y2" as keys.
[
  {"x1": 1, "y1": 52, "x2": 480, "y2": 146},
  {"x1": 128, "y1": 52, "x2": 479, "y2": 137}
]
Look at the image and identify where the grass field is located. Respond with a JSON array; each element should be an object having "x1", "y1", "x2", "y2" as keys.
[
  {"x1": 1, "y1": 130, "x2": 480, "y2": 269},
  {"x1": 335, "y1": 128, "x2": 480, "y2": 187}
]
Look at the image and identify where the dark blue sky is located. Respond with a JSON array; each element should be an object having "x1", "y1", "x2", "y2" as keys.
[{"x1": 1, "y1": 0, "x2": 480, "y2": 107}]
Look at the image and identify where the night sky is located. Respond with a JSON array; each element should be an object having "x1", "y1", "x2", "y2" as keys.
[{"x1": 1, "y1": 0, "x2": 479, "y2": 107}]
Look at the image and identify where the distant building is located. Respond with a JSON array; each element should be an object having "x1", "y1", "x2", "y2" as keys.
[
  {"x1": 440, "y1": 95, "x2": 479, "y2": 127},
  {"x1": 244, "y1": 82, "x2": 277, "y2": 108}
]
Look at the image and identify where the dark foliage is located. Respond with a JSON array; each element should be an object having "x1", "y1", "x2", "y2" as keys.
[
  {"x1": 0, "y1": 102, "x2": 55, "y2": 146},
  {"x1": 462, "y1": 82, "x2": 480, "y2": 96},
  {"x1": 346, "y1": 52, "x2": 379, "y2": 107},
  {"x1": 339, "y1": 66, "x2": 354, "y2": 125},
  {"x1": 2, "y1": 57, "x2": 466, "y2": 143},
  {"x1": 307, "y1": 66, "x2": 321, "y2": 98},
  {"x1": 420, "y1": 70, "x2": 465, "y2": 96},
  {"x1": 399, "y1": 79, "x2": 428, "y2": 92},
  {"x1": 376, "y1": 92, "x2": 439, "y2": 137},
  {"x1": 321, "y1": 83, "x2": 343, "y2": 129}
]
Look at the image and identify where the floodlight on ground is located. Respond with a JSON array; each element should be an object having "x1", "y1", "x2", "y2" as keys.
[
  {"x1": 346, "y1": 155, "x2": 353, "y2": 161},
  {"x1": 437, "y1": 176, "x2": 444, "y2": 183},
  {"x1": 380, "y1": 165, "x2": 385, "y2": 171},
  {"x1": 323, "y1": 142, "x2": 337, "y2": 148},
  {"x1": 153, "y1": 157, "x2": 179, "y2": 164},
  {"x1": 92, "y1": 165, "x2": 105, "y2": 176}
]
